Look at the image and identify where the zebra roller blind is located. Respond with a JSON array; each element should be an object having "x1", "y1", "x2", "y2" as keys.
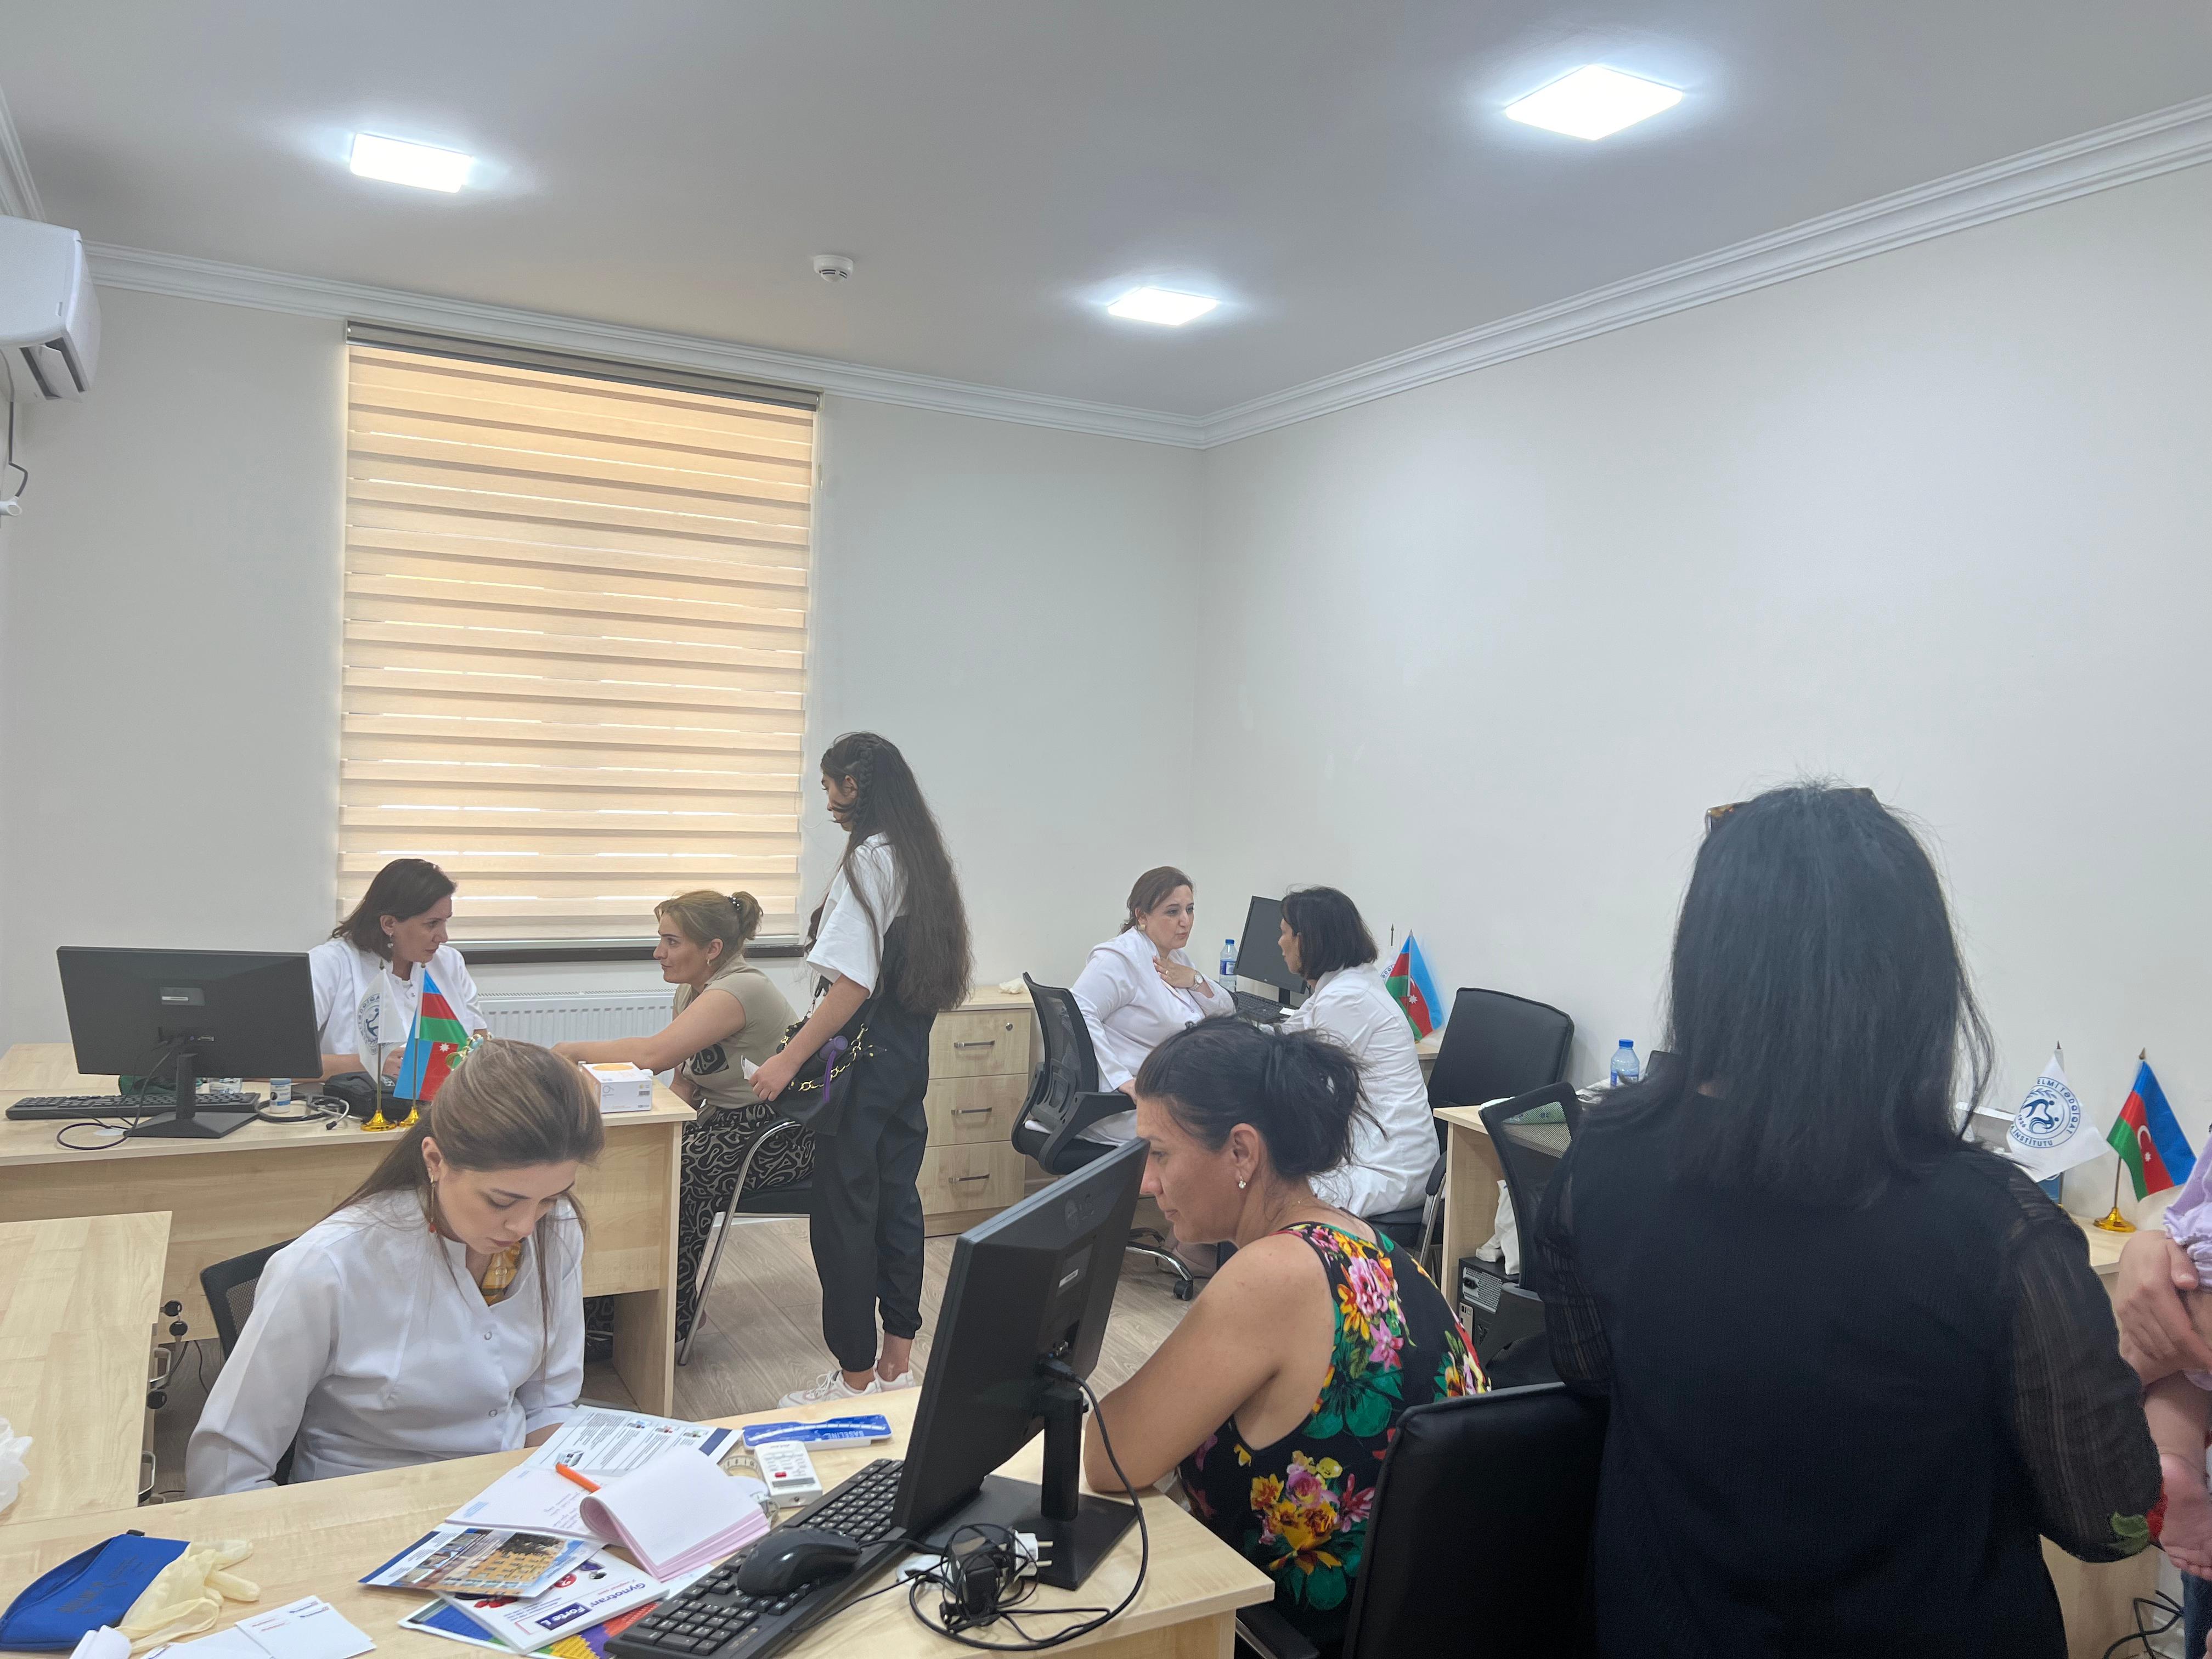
[{"x1": 340, "y1": 328, "x2": 817, "y2": 945}]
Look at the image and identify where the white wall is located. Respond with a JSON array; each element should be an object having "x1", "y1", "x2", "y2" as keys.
[
  {"x1": 0, "y1": 290, "x2": 1201, "y2": 1043},
  {"x1": 1194, "y1": 161, "x2": 2212, "y2": 1215}
]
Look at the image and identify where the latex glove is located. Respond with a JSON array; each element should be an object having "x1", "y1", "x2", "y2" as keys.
[{"x1": 117, "y1": 1540, "x2": 258, "y2": 1652}]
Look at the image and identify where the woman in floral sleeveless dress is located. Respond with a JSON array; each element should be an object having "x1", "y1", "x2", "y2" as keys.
[{"x1": 1082, "y1": 1019, "x2": 1479, "y2": 1657}]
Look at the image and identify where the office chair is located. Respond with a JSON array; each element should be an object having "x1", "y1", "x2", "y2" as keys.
[
  {"x1": 1477, "y1": 1080, "x2": 1586, "y2": 1286},
  {"x1": 1235, "y1": 1383, "x2": 1607, "y2": 1659},
  {"x1": 1014, "y1": 975, "x2": 1195, "y2": 1300},
  {"x1": 201, "y1": 1240, "x2": 295, "y2": 1357},
  {"x1": 1386, "y1": 989, "x2": 1576, "y2": 1277},
  {"x1": 200, "y1": 1241, "x2": 298, "y2": 1483},
  {"x1": 684, "y1": 1120, "x2": 814, "y2": 1365}
]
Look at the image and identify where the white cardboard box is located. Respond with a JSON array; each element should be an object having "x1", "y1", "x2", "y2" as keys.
[{"x1": 582, "y1": 1062, "x2": 654, "y2": 1113}]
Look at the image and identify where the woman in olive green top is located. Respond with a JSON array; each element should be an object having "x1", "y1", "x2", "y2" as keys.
[{"x1": 557, "y1": 890, "x2": 807, "y2": 1345}]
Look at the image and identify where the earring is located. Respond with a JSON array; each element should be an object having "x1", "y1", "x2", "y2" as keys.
[{"x1": 1237, "y1": 1177, "x2": 1248, "y2": 1191}]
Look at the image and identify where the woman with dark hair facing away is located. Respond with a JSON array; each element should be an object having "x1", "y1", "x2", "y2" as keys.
[
  {"x1": 1531, "y1": 784, "x2": 2155, "y2": 1657},
  {"x1": 556, "y1": 889, "x2": 802, "y2": 1347},
  {"x1": 1084, "y1": 1019, "x2": 1479, "y2": 1658},
  {"x1": 751, "y1": 732, "x2": 971, "y2": 1406},
  {"x1": 1069, "y1": 865, "x2": 1237, "y2": 1145},
  {"x1": 186, "y1": 1040, "x2": 603, "y2": 1494},
  {"x1": 1274, "y1": 886, "x2": 1437, "y2": 1220},
  {"x1": 310, "y1": 857, "x2": 488, "y2": 1084}
]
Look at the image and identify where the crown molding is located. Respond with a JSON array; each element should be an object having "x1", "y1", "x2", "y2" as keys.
[
  {"x1": 83, "y1": 243, "x2": 1210, "y2": 448},
  {"x1": 1196, "y1": 93, "x2": 2212, "y2": 447},
  {"x1": 0, "y1": 84, "x2": 45, "y2": 221},
  {"x1": 72, "y1": 93, "x2": 2212, "y2": 452}
]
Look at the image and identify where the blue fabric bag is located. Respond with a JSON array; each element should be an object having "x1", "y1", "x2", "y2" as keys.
[{"x1": 0, "y1": 1533, "x2": 187, "y2": 1651}]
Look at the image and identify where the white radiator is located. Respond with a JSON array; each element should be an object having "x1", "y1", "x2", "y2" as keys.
[{"x1": 477, "y1": 992, "x2": 671, "y2": 1047}]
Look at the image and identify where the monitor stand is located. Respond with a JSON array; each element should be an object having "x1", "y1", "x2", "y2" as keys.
[
  {"x1": 921, "y1": 1369, "x2": 1137, "y2": 1592},
  {"x1": 127, "y1": 1047, "x2": 258, "y2": 1140}
]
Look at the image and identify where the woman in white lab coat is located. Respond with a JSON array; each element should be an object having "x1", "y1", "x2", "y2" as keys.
[
  {"x1": 1071, "y1": 867, "x2": 1237, "y2": 1144},
  {"x1": 1274, "y1": 885, "x2": 1437, "y2": 1220},
  {"x1": 185, "y1": 1039, "x2": 603, "y2": 1494},
  {"x1": 309, "y1": 857, "x2": 488, "y2": 1084}
]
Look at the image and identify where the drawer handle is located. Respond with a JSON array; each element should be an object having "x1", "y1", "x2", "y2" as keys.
[
  {"x1": 952, "y1": 1040, "x2": 997, "y2": 1051},
  {"x1": 953, "y1": 1173, "x2": 991, "y2": 1184},
  {"x1": 952, "y1": 1107, "x2": 994, "y2": 1116}
]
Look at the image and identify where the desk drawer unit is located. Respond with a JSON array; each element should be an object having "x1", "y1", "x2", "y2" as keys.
[{"x1": 919, "y1": 997, "x2": 1034, "y2": 1228}]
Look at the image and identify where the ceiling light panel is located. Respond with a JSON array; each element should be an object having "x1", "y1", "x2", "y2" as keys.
[
  {"x1": 1504, "y1": 66, "x2": 1683, "y2": 141},
  {"x1": 349, "y1": 133, "x2": 474, "y2": 191},
  {"x1": 1106, "y1": 287, "x2": 1220, "y2": 326}
]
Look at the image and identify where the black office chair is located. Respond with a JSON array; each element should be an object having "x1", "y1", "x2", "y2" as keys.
[
  {"x1": 200, "y1": 1241, "x2": 298, "y2": 1484},
  {"x1": 1386, "y1": 989, "x2": 1576, "y2": 1275},
  {"x1": 1235, "y1": 1382, "x2": 1607, "y2": 1659},
  {"x1": 1014, "y1": 975, "x2": 1195, "y2": 1300},
  {"x1": 684, "y1": 1121, "x2": 814, "y2": 1365}
]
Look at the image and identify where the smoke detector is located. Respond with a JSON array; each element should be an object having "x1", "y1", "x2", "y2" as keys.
[{"x1": 812, "y1": 253, "x2": 855, "y2": 283}]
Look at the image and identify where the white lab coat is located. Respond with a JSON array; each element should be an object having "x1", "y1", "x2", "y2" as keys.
[
  {"x1": 1282, "y1": 964, "x2": 1437, "y2": 1218},
  {"x1": 185, "y1": 1190, "x2": 583, "y2": 1495},
  {"x1": 1070, "y1": 928, "x2": 1235, "y2": 1142},
  {"x1": 308, "y1": 940, "x2": 484, "y2": 1073}
]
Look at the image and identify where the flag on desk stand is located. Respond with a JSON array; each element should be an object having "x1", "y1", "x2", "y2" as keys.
[
  {"x1": 2103, "y1": 1055, "x2": 2194, "y2": 1223},
  {"x1": 2004, "y1": 1047, "x2": 2108, "y2": 1185},
  {"x1": 391, "y1": 970, "x2": 473, "y2": 1113},
  {"x1": 1384, "y1": 934, "x2": 1444, "y2": 1040}
]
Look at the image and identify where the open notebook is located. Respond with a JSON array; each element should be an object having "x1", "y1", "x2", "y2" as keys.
[{"x1": 577, "y1": 1449, "x2": 771, "y2": 1582}]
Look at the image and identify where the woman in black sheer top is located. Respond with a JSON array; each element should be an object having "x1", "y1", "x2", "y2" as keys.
[{"x1": 1532, "y1": 784, "x2": 2157, "y2": 1658}]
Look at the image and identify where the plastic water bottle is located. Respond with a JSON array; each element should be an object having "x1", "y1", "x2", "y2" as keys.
[
  {"x1": 1610, "y1": 1040, "x2": 1641, "y2": 1089},
  {"x1": 1220, "y1": 938, "x2": 1237, "y2": 981}
]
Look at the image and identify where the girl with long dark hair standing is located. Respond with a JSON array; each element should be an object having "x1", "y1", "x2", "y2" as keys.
[
  {"x1": 750, "y1": 732, "x2": 971, "y2": 1405},
  {"x1": 1532, "y1": 785, "x2": 2155, "y2": 1657}
]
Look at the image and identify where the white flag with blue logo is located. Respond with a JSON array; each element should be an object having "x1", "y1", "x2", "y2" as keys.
[{"x1": 2004, "y1": 1048, "x2": 2108, "y2": 1182}]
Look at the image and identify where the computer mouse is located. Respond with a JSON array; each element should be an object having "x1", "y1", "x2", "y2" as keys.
[{"x1": 735, "y1": 1528, "x2": 862, "y2": 1596}]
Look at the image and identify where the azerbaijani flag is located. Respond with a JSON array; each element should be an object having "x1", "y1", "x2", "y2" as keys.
[
  {"x1": 2107, "y1": 1057, "x2": 2194, "y2": 1201},
  {"x1": 392, "y1": 970, "x2": 472, "y2": 1103},
  {"x1": 1383, "y1": 934, "x2": 1445, "y2": 1039}
]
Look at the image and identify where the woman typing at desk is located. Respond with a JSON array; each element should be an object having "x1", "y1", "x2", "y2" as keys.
[
  {"x1": 185, "y1": 1040, "x2": 603, "y2": 1494},
  {"x1": 310, "y1": 858, "x2": 489, "y2": 1085},
  {"x1": 1084, "y1": 1019, "x2": 1478, "y2": 1659}
]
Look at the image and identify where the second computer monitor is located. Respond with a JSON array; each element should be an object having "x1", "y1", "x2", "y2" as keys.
[{"x1": 1235, "y1": 894, "x2": 1303, "y2": 1001}]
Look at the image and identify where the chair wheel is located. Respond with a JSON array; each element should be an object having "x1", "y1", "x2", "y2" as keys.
[{"x1": 1172, "y1": 1276, "x2": 1197, "y2": 1301}]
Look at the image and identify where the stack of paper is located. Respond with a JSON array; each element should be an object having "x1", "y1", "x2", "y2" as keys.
[
  {"x1": 434, "y1": 1551, "x2": 661, "y2": 1652},
  {"x1": 523, "y1": 1410, "x2": 734, "y2": 1477},
  {"x1": 149, "y1": 1599, "x2": 374, "y2": 1659},
  {"x1": 361, "y1": 1528, "x2": 595, "y2": 1599}
]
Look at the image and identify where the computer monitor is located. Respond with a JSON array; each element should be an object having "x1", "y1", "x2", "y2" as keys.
[
  {"x1": 1235, "y1": 894, "x2": 1303, "y2": 1003},
  {"x1": 55, "y1": 947, "x2": 321, "y2": 1140},
  {"x1": 890, "y1": 1136, "x2": 1147, "y2": 1589}
]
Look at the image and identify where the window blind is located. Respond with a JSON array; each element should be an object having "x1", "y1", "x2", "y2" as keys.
[{"x1": 340, "y1": 332, "x2": 816, "y2": 946}]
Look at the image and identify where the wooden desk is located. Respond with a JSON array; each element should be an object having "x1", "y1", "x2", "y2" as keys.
[
  {"x1": 0, "y1": 1212, "x2": 170, "y2": 1525},
  {"x1": 0, "y1": 1045, "x2": 690, "y2": 1415},
  {"x1": 1435, "y1": 1103, "x2": 2158, "y2": 1659},
  {"x1": 0, "y1": 1387, "x2": 1271, "y2": 1657}
]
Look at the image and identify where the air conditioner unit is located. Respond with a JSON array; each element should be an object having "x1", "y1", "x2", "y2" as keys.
[{"x1": 0, "y1": 218, "x2": 100, "y2": 402}]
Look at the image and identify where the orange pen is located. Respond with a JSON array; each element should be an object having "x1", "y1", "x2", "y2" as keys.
[{"x1": 554, "y1": 1463, "x2": 600, "y2": 1493}]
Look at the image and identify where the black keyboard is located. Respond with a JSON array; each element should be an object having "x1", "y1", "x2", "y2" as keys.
[
  {"x1": 612, "y1": 1458, "x2": 907, "y2": 1659},
  {"x1": 1233, "y1": 991, "x2": 1286, "y2": 1024},
  {"x1": 7, "y1": 1093, "x2": 259, "y2": 1121}
]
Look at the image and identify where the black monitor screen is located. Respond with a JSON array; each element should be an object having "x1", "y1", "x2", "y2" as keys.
[
  {"x1": 1235, "y1": 895, "x2": 1301, "y2": 997},
  {"x1": 892, "y1": 1139, "x2": 1145, "y2": 1534},
  {"x1": 57, "y1": 947, "x2": 323, "y2": 1081}
]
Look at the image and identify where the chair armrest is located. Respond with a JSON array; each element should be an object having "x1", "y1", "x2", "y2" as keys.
[
  {"x1": 1235, "y1": 1604, "x2": 1319, "y2": 1659},
  {"x1": 1036, "y1": 1089, "x2": 1132, "y2": 1172},
  {"x1": 1424, "y1": 1150, "x2": 1446, "y2": 1198}
]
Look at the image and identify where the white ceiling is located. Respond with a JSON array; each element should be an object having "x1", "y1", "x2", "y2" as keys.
[{"x1": 4, "y1": 1, "x2": 2210, "y2": 419}]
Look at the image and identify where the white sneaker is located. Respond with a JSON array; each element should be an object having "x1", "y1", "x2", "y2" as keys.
[
  {"x1": 778, "y1": 1369, "x2": 880, "y2": 1408},
  {"x1": 874, "y1": 1368, "x2": 919, "y2": 1394}
]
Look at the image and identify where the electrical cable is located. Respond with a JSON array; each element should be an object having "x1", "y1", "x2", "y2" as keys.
[
  {"x1": 900, "y1": 1369, "x2": 1150, "y2": 1651},
  {"x1": 2101, "y1": 1588, "x2": 2182, "y2": 1659},
  {"x1": 4, "y1": 400, "x2": 27, "y2": 498}
]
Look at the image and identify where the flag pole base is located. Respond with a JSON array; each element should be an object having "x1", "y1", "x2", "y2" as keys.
[
  {"x1": 2093, "y1": 1205, "x2": 2137, "y2": 1233},
  {"x1": 361, "y1": 1107, "x2": 397, "y2": 1133}
]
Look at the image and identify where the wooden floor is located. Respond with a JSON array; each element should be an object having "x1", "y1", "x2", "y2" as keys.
[{"x1": 149, "y1": 1218, "x2": 1194, "y2": 1497}]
